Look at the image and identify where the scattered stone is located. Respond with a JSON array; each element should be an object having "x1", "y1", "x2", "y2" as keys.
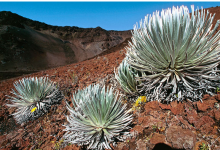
[
  {"x1": 166, "y1": 126, "x2": 196, "y2": 149},
  {"x1": 33, "y1": 123, "x2": 41, "y2": 133},
  {"x1": 133, "y1": 125, "x2": 143, "y2": 134},
  {"x1": 137, "y1": 114, "x2": 145, "y2": 124},
  {"x1": 136, "y1": 139, "x2": 147, "y2": 150},
  {"x1": 203, "y1": 94, "x2": 211, "y2": 100},
  {"x1": 215, "y1": 94, "x2": 220, "y2": 101},
  {"x1": 214, "y1": 109, "x2": 220, "y2": 120},
  {"x1": 167, "y1": 116, "x2": 180, "y2": 127},
  {"x1": 142, "y1": 116, "x2": 166, "y2": 128},
  {"x1": 144, "y1": 101, "x2": 161, "y2": 114},
  {"x1": 150, "y1": 133, "x2": 166, "y2": 145},
  {"x1": 158, "y1": 103, "x2": 171, "y2": 110},
  {"x1": 195, "y1": 116, "x2": 215, "y2": 129},
  {"x1": 185, "y1": 104, "x2": 198, "y2": 124},
  {"x1": 115, "y1": 142, "x2": 129, "y2": 150},
  {"x1": 200, "y1": 124, "x2": 214, "y2": 134},
  {"x1": 177, "y1": 116, "x2": 195, "y2": 130},
  {"x1": 62, "y1": 144, "x2": 80, "y2": 150},
  {"x1": 170, "y1": 101, "x2": 185, "y2": 115},
  {"x1": 197, "y1": 98, "x2": 217, "y2": 111}
]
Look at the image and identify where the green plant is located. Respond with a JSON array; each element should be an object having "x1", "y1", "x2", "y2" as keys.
[
  {"x1": 52, "y1": 139, "x2": 64, "y2": 150},
  {"x1": 216, "y1": 87, "x2": 220, "y2": 93},
  {"x1": 63, "y1": 84, "x2": 133, "y2": 150},
  {"x1": 199, "y1": 142, "x2": 210, "y2": 150},
  {"x1": 123, "y1": 5, "x2": 220, "y2": 102},
  {"x1": 115, "y1": 59, "x2": 143, "y2": 95},
  {"x1": 6, "y1": 77, "x2": 63, "y2": 124}
]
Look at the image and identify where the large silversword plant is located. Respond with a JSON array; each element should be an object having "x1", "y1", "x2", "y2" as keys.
[
  {"x1": 7, "y1": 77, "x2": 63, "y2": 124},
  {"x1": 63, "y1": 84, "x2": 133, "y2": 150},
  {"x1": 125, "y1": 5, "x2": 220, "y2": 102}
]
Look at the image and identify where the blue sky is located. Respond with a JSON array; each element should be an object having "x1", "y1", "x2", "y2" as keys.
[{"x1": 0, "y1": 2, "x2": 220, "y2": 31}]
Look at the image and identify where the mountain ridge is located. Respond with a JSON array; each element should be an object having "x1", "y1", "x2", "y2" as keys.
[{"x1": 0, "y1": 11, "x2": 131, "y2": 80}]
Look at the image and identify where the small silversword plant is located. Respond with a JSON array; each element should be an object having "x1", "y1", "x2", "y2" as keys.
[
  {"x1": 63, "y1": 84, "x2": 132, "y2": 150},
  {"x1": 118, "y1": 5, "x2": 220, "y2": 102},
  {"x1": 115, "y1": 59, "x2": 141, "y2": 95},
  {"x1": 7, "y1": 77, "x2": 63, "y2": 124}
]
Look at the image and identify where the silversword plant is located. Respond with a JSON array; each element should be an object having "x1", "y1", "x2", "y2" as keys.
[
  {"x1": 63, "y1": 84, "x2": 132, "y2": 150},
  {"x1": 118, "y1": 5, "x2": 220, "y2": 102},
  {"x1": 7, "y1": 77, "x2": 63, "y2": 124},
  {"x1": 115, "y1": 59, "x2": 140, "y2": 95}
]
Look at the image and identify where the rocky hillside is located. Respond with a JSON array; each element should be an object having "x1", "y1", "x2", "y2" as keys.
[{"x1": 0, "y1": 11, "x2": 131, "y2": 77}]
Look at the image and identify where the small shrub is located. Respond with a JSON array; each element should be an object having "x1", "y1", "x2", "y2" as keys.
[
  {"x1": 6, "y1": 77, "x2": 63, "y2": 124},
  {"x1": 63, "y1": 84, "x2": 133, "y2": 150}
]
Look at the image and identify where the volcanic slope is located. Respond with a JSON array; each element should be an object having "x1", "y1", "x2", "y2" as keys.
[
  {"x1": 0, "y1": 11, "x2": 131, "y2": 78},
  {"x1": 1, "y1": 6, "x2": 220, "y2": 150}
]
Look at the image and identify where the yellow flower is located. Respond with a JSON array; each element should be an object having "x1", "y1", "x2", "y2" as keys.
[
  {"x1": 136, "y1": 96, "x2": 146, "y2": 105},
  {"x1": 31, "y1": 107, "x2": 37, "y2": 113},
  {"x1": 133, "y1": 96, "x2": 147, "y2": 107}
]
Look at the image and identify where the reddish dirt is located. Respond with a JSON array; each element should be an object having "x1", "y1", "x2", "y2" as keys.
[{"x1": 1, "y1": 6, "x2": 220, "y2": 150}]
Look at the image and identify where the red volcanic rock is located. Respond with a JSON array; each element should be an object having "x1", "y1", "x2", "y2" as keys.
[
  {"x1": 215, "y1": 94, "x2": 220, "y2": 101},
  {"x1": 200, "y1": 124, "x2": 215, "y2": 134},
  {"x1": 133, "y1": 125, "x2": 144, "y2": 134},
  {"x1": 158, "y1": 103, "x2": 171, "y2": 110},
  {"x1": 214, "y1": 109, "x2": 220, "y2": 120},
  {"x1": 149, "y1": 110, "x2": 161, "y2": 118},
  {"x1": 33, "y1": 123, "x2": 41, "y2": 133},
  {"x1": 177, "y1": 116, "x2": 195, "y2": 130},
  {"x1": 170, "y1": 101, "x2": 185, "y2": 115},
  {"x1": 142, "y1": 116, "x2": 166, "y2": 128},
  {"x1": 115, "y1": 142, "x2": 129, "y2": 150},
  {"x1": 144, "y1": 101, "x2": 161, "y2": 114},
  {"x1": 195, "y1": 116, "x2": 215, "y2": 129},
  {"x1": 63, "y1": 144, "x2": 80, "y2": 150},
  {"x1": 165, "y1": 126, "x2": 196, "y2": 149},
  {"x1": 136, "y1": 139, "x2": 147, "y2": 150},
  {"x1": 197, "y1": 98, "x2": 217, "y2": 111},
  {"x1": 150, "y1": 133, "x2": 166, "y2": 145},
  {"x1": 137, "y1": 115, "x2": 145, "y2": 124},
  {"x1": 185, "y1": 104, "x2": 198, "y2": 124},
  {"x1": 203, "y1": 94, "x2": 211, "y2": 100},
  {"x1": 167, "y1": 116, "x2": 180, "y2": 127}
]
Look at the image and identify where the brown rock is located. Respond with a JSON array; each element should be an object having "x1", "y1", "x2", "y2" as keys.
[
  {"x1": 144, "y1": 101, "x2": 161, "y2": 114},
  {"x1": 150, "y1": 133, "x2": 166, "y2": 145},
  {"x1": 149, "y1": 111, "x2": 160, "y2": 118},
  {"x1": 33, "y1": 123, "x2": 41, "y2": 133},
  {"x1": 133, "y1": 125, "x2": 143, "y2": 134},
  {"x1": 166, "y1": 126, "x2": 196, "y2": 149},
  {"x1": 214, "y1": 146, "x2": 220, "y2": 150},
  {"x1": 136, "y1": 139, "x2": 147, "y2": 150},
  {"x1": 115, "y1": 142, "x2": 129, "y2": 150},
  {"x1": 142, "y1": 116, "x2": 166, "y2": 128},
  {"x1": 170, "y1": 101, "x2": 185, "y2": 115},
  {"x1": 0, "y1": 135, "x2": 8, "y2": 147},
  {"x1": 177, "y1": 116, "x2": 195, "y2": 130},
  {"x1": 203, "y1": 94, "x2": 211, "y2": 100},
  {"x1": 214, "y1": 109, "x2": 220, "y2": 120},
  {"x1": 215, "y1": 94, "x2": 220, "y2": 101},
  {"x1": 167, "y1": 116, "x2": 180, "y2": 126},
  {"x1": 138, "y1": 116, "x2": 145, "y2": 124},
  {"x1": 185, "y1": 104, "x2": 198, "y2": 124},
  {"x1": 200, "y1": 124, "x2": 214, "y2": 134},
  {"x1": 197, "y1": 98, "x2": 217, "y2": 111},
  {"x1": 159, "y1": 103, "x2": 171, "y2": 110},
  {"x1": 195, "y1": 116, "x2": 215, "y2": 129},
  {"x1": 63, "y1": 144, "x2": 80, "y2": 150}
]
